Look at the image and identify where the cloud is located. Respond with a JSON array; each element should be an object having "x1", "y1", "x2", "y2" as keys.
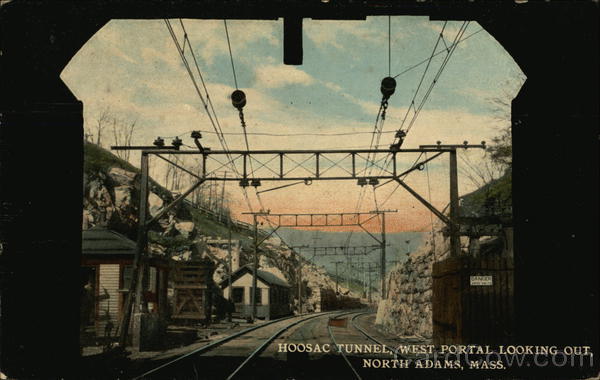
[
  {"x1": 254, "y1": 64, "x2": 315, "y2": 88},
  {"x1": 304, "y1": 19, "x2": 398, "y2": 50}
]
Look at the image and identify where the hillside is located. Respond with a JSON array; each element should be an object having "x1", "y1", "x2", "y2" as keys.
[{"x1": 82, "y1": 143, "x2": 358, "y2": 310}]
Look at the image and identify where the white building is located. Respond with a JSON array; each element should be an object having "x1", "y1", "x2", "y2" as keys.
[{"x1": 220, "y1": 265, "x2": 291, "y2": 320}]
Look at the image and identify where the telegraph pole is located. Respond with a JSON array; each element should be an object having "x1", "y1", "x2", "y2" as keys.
[
  {"x1": 449, "y1": 149, "x2": 461, "y2": 257},
  {"x1": 381, "y1": 212, "x2": 387, "y2": 298},
  {"x1": 334, "y1": 261, "x2": 344, "y2": 295},
  {"x1": 290, "y1": 245, "x2": 308, "y2": 314},
  {"x1": 242, "y1": 210, "x2": 273, "y2": 322},
  {"x1": 119, "y1": 152, "x2": 150, "y2": 347},
  {"x1": 252, "y1": 213, "x2": 259, "y2": 321},
  {"x1": 220, "y1": 171, "x2": 227, "y2": 222},
  {"x1": 366, "y1": 209, "x2": 397, "y2": 299},
  {"x1": 227, "y1": 216, "x2": 233, "y2": 301}
]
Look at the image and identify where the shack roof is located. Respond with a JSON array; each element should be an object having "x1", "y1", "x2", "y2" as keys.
[
  {"x1": 82, "y1": 227, "x2": 136, "y2": 256},
  {"x1": 220, "y1": 265, "x2": 290, "y2": 288}
]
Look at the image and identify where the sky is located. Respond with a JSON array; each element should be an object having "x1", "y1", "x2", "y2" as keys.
[{"x1": 61, "y1": 16, "x2": 524, "y2": 233}]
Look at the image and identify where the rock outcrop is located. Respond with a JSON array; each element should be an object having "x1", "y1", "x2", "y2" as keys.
[{"x1": 376, "y1": 224, "x2": 453, "y2": 340}]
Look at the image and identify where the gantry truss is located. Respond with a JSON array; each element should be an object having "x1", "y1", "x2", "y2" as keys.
[
  {"x1": 113, "y1": 147, "x2": 459, "y2": 183},
  {"x1": 112, "y1": 143, "x2": 485, "y2": 342}
]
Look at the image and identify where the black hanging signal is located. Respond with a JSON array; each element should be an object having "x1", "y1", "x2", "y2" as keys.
[
  {"x1": 380, "y1": 76, "x2": 397, "y2": 99},
  {"x1": 231, "y1": 89, "x2": 247, "y2": 110}
]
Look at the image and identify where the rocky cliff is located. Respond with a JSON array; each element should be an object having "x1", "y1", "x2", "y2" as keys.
[
  {"x1": 83, "y1": 143, "x2": 347, "y2": 309},
  {"x1": 376, "y1": 173, "x2": 513, "y2": 340}
]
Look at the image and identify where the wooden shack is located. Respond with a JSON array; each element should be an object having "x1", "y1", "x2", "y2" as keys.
[
  {"x1": 171, "y1": 259, "x2": 215, "y2": 322},
  {"x1": 220, "y1": 265, "x2": 291, "y2": 320},
  {"x1": 80, "y1": 227, "x2": 168, "y2": 340}
]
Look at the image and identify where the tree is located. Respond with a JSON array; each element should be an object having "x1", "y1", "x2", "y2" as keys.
[
  {"x1": 110, "y1": 116, "x2": 137, "y2": 162},
  {"x1": 460, "y1": 74, "x2": 524, "y2": 188},
  {"x1": 91, "y1": 107, "x2": 111, "y2": 147}
]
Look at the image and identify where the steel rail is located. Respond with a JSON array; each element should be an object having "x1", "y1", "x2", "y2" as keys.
[
  {"x1": 327, "y1": 312, "x2": 364, "y2": 380},
  {"x1": 350, "y1": 312, "x2": 405, "y2": 360},
  {"x1": 225, "y1": 310, "x2": 350, "y2": 380},
  {"x1": 134, "y1": 312, "x2": 324, "y2": 379}
]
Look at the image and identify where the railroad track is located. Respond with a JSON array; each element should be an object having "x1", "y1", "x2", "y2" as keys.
[
  {"x1": 327, "y1": 310, "x2": 406, "y2": 380},
  {"x1": 135, "y1": 310, "x2": 349, "y2": 380}
]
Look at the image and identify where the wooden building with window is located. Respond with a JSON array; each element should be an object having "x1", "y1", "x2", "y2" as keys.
[
  {"x1": 220, "y1": 265, "x2": 291, "y2": 320},
  {"x1": 80, "y1": 227, "x2": 169, "y2": 340}
]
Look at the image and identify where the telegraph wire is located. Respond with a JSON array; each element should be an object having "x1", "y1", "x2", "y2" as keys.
[
  {"x1": 393, "y1": 28, "x2": 483, "y2": 79},
  {"x1": 165, "y1": 18, "x2": 256, "y2": 215},
  {"x1": 223, "y1": 20, "x2": 239, "y2": 90}
]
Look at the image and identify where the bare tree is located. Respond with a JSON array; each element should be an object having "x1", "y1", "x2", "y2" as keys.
[
  {"x1": 111, "y1": 117, "x2": 138, "y2": 162},
  {"x1": 92, "y1": 107, "x2": 112, "y2": 147},
  {"x1": 460, "y1": 73, "x2": 524, "y2": 189}
]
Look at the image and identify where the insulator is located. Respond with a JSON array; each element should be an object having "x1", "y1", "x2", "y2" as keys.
[
  {"x1": 418, "y1": 164, "x2": 425, "y2": 171},
  {"x1": 380, "y1": 77, "x2": 397, "y2": 98},
  {"x1": 481, "y1": 141, "x2": 486, "y2": 147},
  {"x1": 436, "y1": 141, "x2": 442, "y2": 146},
  {"x1": 171, "y1": 137, "x2": 183, "y2": 148},
  {"x1": 390, "y1": 143, "x2": 401, "y2": 152},
  {"x1": 231, "y1": 90, "x2": 247, "y2": 109},
  {"x1": 463, "y1": 141, "x2": 469, "y2": 146},
  {"x1": 191, "y1": 131, "x2": 202, "y2": 139},
  {"x1": 239, "y1": 179, "x2": 249, "y2": 187},
  {"x1": 368, "y1": 178, "x2": 379, "y2": 186},
  {"x1": 395, "y1": 130, "x2": 406, "y2": 139},
  {"x1": 153, "y1": 137, "x2": 165, "y2": 147},
  {"x1": 357, "y1": 178, "x2": 368, "y2": 187},
  {"x1": 251, "y1": 179, "x2": 262, "y2": 187}
]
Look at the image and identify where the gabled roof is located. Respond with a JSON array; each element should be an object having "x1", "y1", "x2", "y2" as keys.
[
  {"x1": 82, "y1": 227, "x2": 137, "y2": 256},
  {"x1": 220, "y1": 265, "x2": 290, "y2": 288}
]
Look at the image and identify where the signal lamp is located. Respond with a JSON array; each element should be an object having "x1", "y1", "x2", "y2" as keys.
[
  {"x1": 191, "y1": 131, "x2": 202, "y2": 139},
  {"x1": 231, "y1": 90, "x2": 247, "y2": 109},
  {"x1": 380, "y1": 77, "x2": 397, "y2": 98}
]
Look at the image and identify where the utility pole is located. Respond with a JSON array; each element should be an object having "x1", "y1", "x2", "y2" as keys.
[
  {"x1": 227, "y1": 217, "x2": 233, "y2": 300},
  {"x1": 220, "y1": 171, "x2": 227, "y2": 222},
  {"x1": 381, "y1": 212, "x2": 387, "y2": 298},
  {"x1": 368, "y1": 264, "x2": 372, "y2": 303},
  {"x1": 334, "y1": 261, "x2": 344, "y2": 295},
  {"x1": 243, "y1": 210, "x2": 272, "y2": 322},
  {"x1": 252, "y1": 213, "x2": 258, "y2": 321},
  {"x1": 119, "y1": 152, "x2": 150, "y2": 348},
  {"x1": 368, "y1": 209, "x2": 397, "y2": 299},
  {"x1": 449, "y1": 148, "x2": 461, "y2": 257},
  {"x1": 290, "y1": 245, "x2": 308, "y2": 314}
]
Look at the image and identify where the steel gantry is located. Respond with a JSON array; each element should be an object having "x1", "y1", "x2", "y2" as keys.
[
  {"x1": 111, "y1": 142, "x2": 485, "y2": 344},
  {"x1": 241, "y1": 210, "x2": 396, "y2": 319}
]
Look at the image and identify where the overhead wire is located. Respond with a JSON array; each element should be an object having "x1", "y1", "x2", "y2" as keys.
[
  {"x1": 375, "y1": 22, "x2": 470, "y2": 212},
  {"x1": 223, "y1": 20, "x2": 239, "y2": 90},
  {"x1": 165, "y1": 18, "x2": 257, "y2": 216},
  {"x1": 220, "y1": 18, "x2": 296, "y2": 251}
]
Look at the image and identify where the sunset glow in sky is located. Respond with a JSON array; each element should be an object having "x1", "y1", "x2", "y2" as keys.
[{"x1": 62, "y1": 17, "x2": 523, "y2": 232}]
